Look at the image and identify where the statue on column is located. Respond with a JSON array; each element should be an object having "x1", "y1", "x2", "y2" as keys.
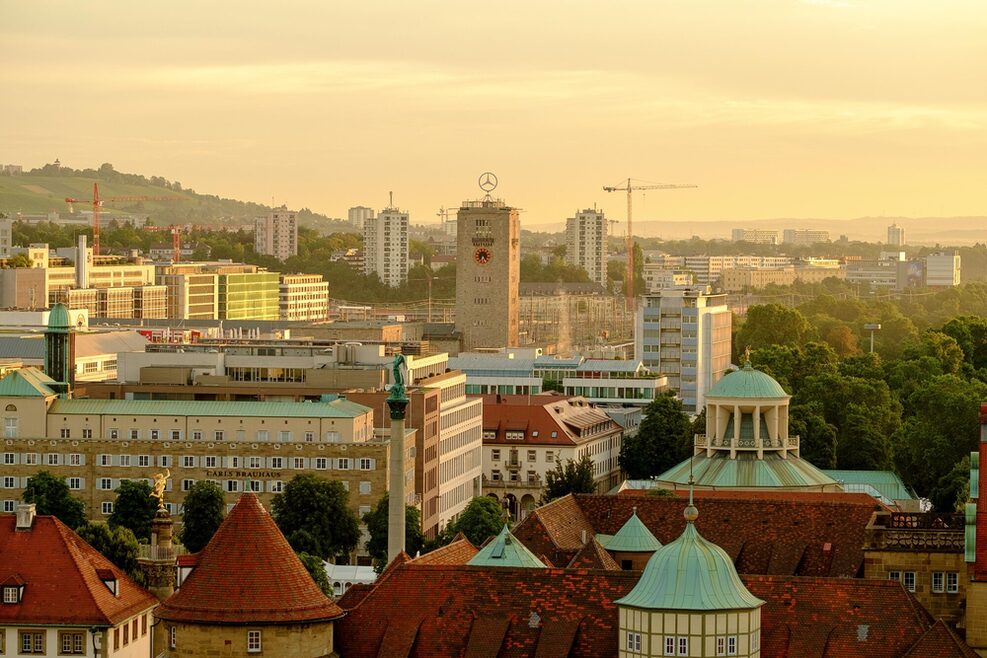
[
  {"x1": 151, "y1": 469, "x2": 171, "y2": 510},
  {"x1": 389, "y1": 353, "x2": 408, "y2": 402}
]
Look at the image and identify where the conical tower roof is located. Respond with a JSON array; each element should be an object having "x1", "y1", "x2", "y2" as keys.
[
  {"x1": 467, "y1": 525, "x2": 546, "y2": 568},
  {"x1": 615, "y1": 502, "x2": 764, "y2": 611},
  {"x1": 156, "y1": 493, "x2": 343, "y2": 624},
  {"x1": 600, "y1": 507, "x2": 662, "y2": 553}
]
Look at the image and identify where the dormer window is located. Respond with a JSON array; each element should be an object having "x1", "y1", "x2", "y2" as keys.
[
  {"x1": 97, "y1": 568, "x2": 118, "y2": 596},
  {"x1": 3, "y1": 585, "x2": 21, "y2": 603}
]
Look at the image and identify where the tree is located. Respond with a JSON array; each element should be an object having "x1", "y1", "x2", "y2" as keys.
[
  {"x1": 789, "y1": 402, "x2": 838, "y2": 469},
  {"x1": 178, "y1": 481, "x2": 225, "y2": 553},
  {"x1": 22, "y1": 471, "x2": 86, "y2": 529},
  {"x1": 297, "y1": 552, "x2": 333, "y2": 597},
  {"x1": 444, "y1": 497, "x2": 503, "y2": 546},
  {"x1": 362, "y1": 493, "x2": 425, "y2": 571},
  {"x1": 5, "y1": 253, "x2": 31, "y2": 268},
  {"x1": 541, "y1": 455, "x2": 596, "y2": 504},
  {"x1": 76, "y1": 521, "x2": 142, "y2": 583},
  {"x1": 272, "y1": 475, "x2": 361, "y2": 560},
  {"x1": 109, "y1": 480, "x2": 158, "y2": 542},
  {"x1": 736, "y1": 304, "x2": 811, "y2": 350},
  {"x1": 618, "y1": 391, "x2": 693, "y2": 479}
]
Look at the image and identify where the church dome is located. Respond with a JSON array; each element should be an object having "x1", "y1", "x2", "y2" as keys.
[
  {"x1": 615, "y1": 505, "x2": 764, "y2": 611},
  {"x1": 706, "y1": 361, "x2": 788, "y2": 399}
]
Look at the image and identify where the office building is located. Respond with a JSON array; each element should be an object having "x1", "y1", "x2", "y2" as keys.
[
  {"x1": 926, "y1": 251, "x2": 961, "y2": 287},
  {"x1": 363, "y1": 204, "x2": 409, "y2": 287},
  {"x1": 782, "y1": 228, "x2": 830, "y2": 245},
  {"x1": 564, "y1": 208, "x2": 608, "y2": 289},
  {"x1": 217, "y1": 268, "x2": 280, "y2": 320},
  {"x1": 888, "y1": 223, "x2": 906, "y2": 246},
  {"x1": 642, "y1": 264, "x2": 692, "y2": 292},
  {"x1": 455, "y1": 198, "x2": 520, "y2": 350},
  {"x1": 730, "y1": 228, "x2": 778, "y2": 245},
  {"x1": 348, "y1": 206, "x2": 375, "y2": 230},
  {"x1": 157, "y1": 265, "x2": 220, "y2": 319},
  {"x1": 636, "y1": 287, "x2": 731, "y2": 414},
  {"x1": 279, "y1": 273, "x2": 329, "y2": 321},
  {"x1": 254, "y1": 206, "x2": 298, "y2": 261}
]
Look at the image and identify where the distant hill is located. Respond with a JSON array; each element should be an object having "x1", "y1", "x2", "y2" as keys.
[{"x1": 0, "y1": 163, "x2": 351, "y2": 233}]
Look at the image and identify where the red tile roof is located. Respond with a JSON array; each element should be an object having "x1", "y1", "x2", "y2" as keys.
[
  {"x1": 0, "y1": 513, "x2": 158, "y2": 626},
  {"x1": 409, "y1": 533, "x2": 478, "y2": 566},
  {"x1": 903, "y1": 619, "x2": 980, "y2": 658},
  {"x1": 155, "y1": 493, "x2": 343, "y2": 625},
  {"x1": 566, "y1": 537, "x2": 620, "y2": 570},
  {"x1": 334, "y1": 562, "x2": 973, "y2": 658},
  {"x1": 514, "y1": 493, "x2": 879, "y2": 577},
  {"x1": 480, "y1": 395, "x2": 619, "y2": 446}
]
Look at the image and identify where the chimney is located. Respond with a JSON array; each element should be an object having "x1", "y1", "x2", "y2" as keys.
[
  {"x1": 581, "y1": 529, "x2": 587, "y2": 545},
  {"x1": 15, "y1": 503, "x2": 36, "y2": 530}
]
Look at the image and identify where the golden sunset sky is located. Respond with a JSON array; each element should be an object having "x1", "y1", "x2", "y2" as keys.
[{"x1": 2, "y1": 0, "x2": 985, "y2": 228}]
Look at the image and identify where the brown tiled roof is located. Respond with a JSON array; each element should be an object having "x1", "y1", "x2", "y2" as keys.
[
  {"x1": 334, "y1": 562, "x2": 966, "y2": 658},
  {"x1": 480, "y1": 395, "x2": 619, "y2": 446},
  {"x1": 513, "y1": 494, "x2": 878, "y2": 577},
  {"x1": 155, "y1": 493, "x2": 343, "y2": 625},
  {"x1": 903, "y1": 619, "x2": 981, "y2": 658},
  {"x1": 410, "y1": 534, "x2": 478, "y2": 566},
  {"x1": 0, "y1": 514, "x2": 158, "y2": 626},
  {"x1": 567, "y1": 537, "x2": 620, "y2": 571}
]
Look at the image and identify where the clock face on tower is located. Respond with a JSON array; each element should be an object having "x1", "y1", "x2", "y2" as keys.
[{"x1": 473, "y1": 247, "x2": 492, "y2": 265}]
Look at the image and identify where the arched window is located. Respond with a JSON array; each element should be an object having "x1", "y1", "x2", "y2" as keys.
[{"x1": 5, "y1": 404, "x2": 16, "y2": 412}]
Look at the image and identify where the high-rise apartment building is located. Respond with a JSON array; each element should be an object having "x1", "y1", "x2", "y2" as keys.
[
  {"x1": 635, "y1": 287, "x2": 732, "y2": 414},
  {"x1": 888, "y1": 223, "x2": 906, "y2": 246},
  {"x1": 731, "y1": 228, "x2": 778, "y2": 245},
  {"x1": 348, "y1": 206, "x2": 375, "y2": 230},
  {"x1": 925, "y1": 251, "x2": 961, "y2": 287},
  {"x1": 455, "y1": 199, "x2": 520, "y2": 350},
  {"x1": 782, "y1": 228, "x2": 830, "y2": 245},
  {"x1": 363, "y1": 205, "x2": 409, "y2": 287},
  {"x1": 254, "y1": 207, "x2": 298, "y2": 261},
  {"x1": 565, "y1": 208, "x2": 608, "y2": 289}
]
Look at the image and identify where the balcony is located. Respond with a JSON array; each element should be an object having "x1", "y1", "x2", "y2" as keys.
[
  {"x1": 483, "y1": 473, "x2": 542, "y2": 490},
  {"x1": 865, "y1": 511, "x2": 965, "y2": 553}
]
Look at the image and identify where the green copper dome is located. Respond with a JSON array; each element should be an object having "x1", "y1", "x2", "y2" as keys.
[
  {"x1": 615, "y1": 506, "x2": 764, "y2": 612},
  {"x1": 46, "y1": 303, "x2": 71, "y2": 333},
  {"x1": 706, "y1": 361, "x2": 788, "y2": 399},
  {"x1": 600, "y1": 508, "x2": 661, "y2": 552},
  {"x1": 467, "y1": 525, "x2": 546, "y2": 569}
]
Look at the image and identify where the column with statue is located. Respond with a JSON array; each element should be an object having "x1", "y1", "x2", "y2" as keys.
[
  {"x1": 387, "y1": 354, "x2": 409, "y2": 564},
  {"x1": 138, "y1": 469, "x2": 177, "y2": 600}
]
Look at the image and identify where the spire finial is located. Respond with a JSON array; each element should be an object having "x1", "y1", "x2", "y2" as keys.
[{"x1": 684, "y1": 460, "x2": 698, "y2": 523}]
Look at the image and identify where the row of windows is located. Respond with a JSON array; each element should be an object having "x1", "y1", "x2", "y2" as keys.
[
  {"x1": 889, "y1": 570, "x2": 960, "y2": 593},
  {"x1": 625, "y1": 632, "x2": 755, "y2": 656},
  {"x1": 112, "y1": 614, "x2": 148, "y2": 651},
  {"x1": 73, "y1": 454, "x2": 375, "y2": 470},
  {"x1": 50, "y1": 428, "x2": 345, "y2": 442}
]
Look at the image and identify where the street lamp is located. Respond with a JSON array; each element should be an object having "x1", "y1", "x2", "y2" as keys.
[{"x1": 863, "y1": 323, "x2": 882, "y2": 354}]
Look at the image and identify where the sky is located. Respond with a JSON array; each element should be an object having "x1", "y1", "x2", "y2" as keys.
[{"x1": 2, "y1": 1, "x2": 986, "y2": 229}]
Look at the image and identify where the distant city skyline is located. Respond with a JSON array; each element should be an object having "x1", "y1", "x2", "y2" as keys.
[{"x1": 3, "y1": 1, "x2": 985, "y2": 227}]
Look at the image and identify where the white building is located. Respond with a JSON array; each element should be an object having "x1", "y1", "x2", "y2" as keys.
[
  {"x1": 0, "y1": 216, "x2": 12, "y2": 258},
  {"x1": 782, "y1": 228, "x2": 830, "y2": 245},
  {"x1": 888, "y1": 223, "x2": 906, "y2": 246},
  {"x1": 635, "y1": 287, "x2": 732, "y2": 414},
  {"x1": 279, "y1": 273, "x2": 329, "y2": 321},
  {"x1": 363, "y1": 205, "x2": 409, "y2": 287},
  {"x1": 730, "y1": 228, "x2": 778, "y2": 245},
  {"x1": 254, "y1": 207, "x2": 298, "y2": 261},
  {"x1": 926, "y1": 251, "x2": 961, "y2": 287},
  {"x1": 565, "y1": 208, "x2": 608, "y2": 289},
  {"x1": 348, "y1": 206, "x2": 375, "y2": 230},
  {"x1": 643, "y1": 264, "x2": 693, "y2": 293}
]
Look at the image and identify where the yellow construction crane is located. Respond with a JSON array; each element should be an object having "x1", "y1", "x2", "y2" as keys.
[{"x1": 603, "y1": 178, "x2": 697, "y2": 308}]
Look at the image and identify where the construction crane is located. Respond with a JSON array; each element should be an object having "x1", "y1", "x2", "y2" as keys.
[
  {"x1": 64, "y1": 182, "x2": 182, "y2": 256},
  {"x1": 145, "y1": 224, "x2": 184, "y2": 263},
  {"x1": 603, "y1": 178, "x2": 697, "y2": 308}
]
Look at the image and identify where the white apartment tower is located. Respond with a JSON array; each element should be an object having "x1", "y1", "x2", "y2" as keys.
[
  {"x1": 926, "y1": 251, "x2": 961, "y2": 287},
  {"x1": 635, "y1": 287, "x2": 732, "y2": 414},
  {"x1": 565, "y1": 208, "x2": 608, "y2": 289},
  {"x1": 888, "y1": 223, "x2": 906, "y2": 246},
  {"x1": 363, "y1": 201, "x2": 409, "y2": 287},
  {"x1": 348, "y1": 206, "x2": 375, "y2": 230},
  {"x1": 254, "y1": 207, "x2": 298, "y2": 261}
]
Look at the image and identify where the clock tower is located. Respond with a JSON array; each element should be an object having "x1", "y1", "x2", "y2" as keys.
[{"x1": 455, "y1": 174, "x2": 520, "y2": 351}]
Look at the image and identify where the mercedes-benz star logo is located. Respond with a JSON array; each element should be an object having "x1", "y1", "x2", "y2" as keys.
[{"x1": 478, "y1": 172, "x2": 498, "y2": 193}]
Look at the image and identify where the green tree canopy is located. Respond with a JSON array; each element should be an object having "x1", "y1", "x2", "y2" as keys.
[
  {"x1": 444, "y1": 496, "x2": 504, "y2": 546},
  {"x1": 22, "y1": 471, "x2": 86, "y2": 529},
  {"x1": 619, "y1": 391, "x2": 693, "y2": 479},
  {"x1": 789, "y1": 402, "x2": 838, "y2": 469},
  {"x1": 76, "y1": 521, "x2": 142, "y2": 583},
  {"x1": 541, "y1": 455, "x2": 596, "y2": 504},
  {"x1": 362, "y1": 493, "x2": 425, "y2": 571},
  {"x1": 297, "y1": 552, "x2": 333, "y2": 597},
  {"x1": 736, "y1": 304, "x2": 811, "y2": 350},
  {"x1": 109, "y1": 480, "x2": 158, "y2": 542},
  {"x1": 272, "y1": 475, "x2": 361, "y2": 560},
  {"x1": 178, "y1": 481, "x2": 225, "y2": 553}
]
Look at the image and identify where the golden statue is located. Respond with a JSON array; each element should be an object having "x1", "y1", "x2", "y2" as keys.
[{"x1": 151, "y1": 469, "x2": 170, "y2": 510}]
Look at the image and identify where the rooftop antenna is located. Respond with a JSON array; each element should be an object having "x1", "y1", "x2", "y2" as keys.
[{"x1": 389, "y1": 191, "x2": 394, "y2": 209}]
